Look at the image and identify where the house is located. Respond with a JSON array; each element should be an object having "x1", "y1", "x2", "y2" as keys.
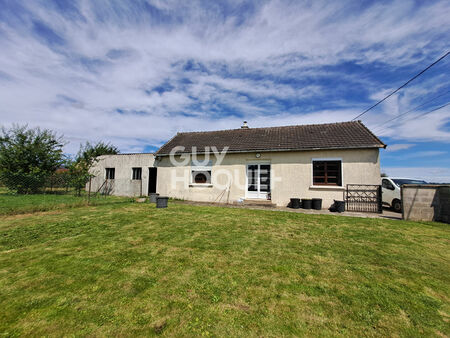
[
  {"x1": 88, "y1": 153, "x2": 156, "y2": 197},
  {"x1": 154, "y1": 121, "x2": 386, "y2": 208}
]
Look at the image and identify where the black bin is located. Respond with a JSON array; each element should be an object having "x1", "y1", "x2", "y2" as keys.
[
  {"x1": 312, "y1": 198, "x2": 322, "y2": 210},
  {"x1": 156, "y1": 196, "x2": 169, "y2": 208},
  {"x1": 149, "y1": 193, "x2": 159, "y2": 203},
  {"x1": 302, "y1": 199, "x2": 312, "y2": 209},
  {"x1": 335, "y1": 200, "x2": 345, "y2": 213},
  {"x1": 290, "y1": 198, "x2": 301, "y2": 209}
]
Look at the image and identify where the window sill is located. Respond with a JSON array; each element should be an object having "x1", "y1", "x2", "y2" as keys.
[
  {"x1": 309, "y1": 185, "x2": 345, "y2": 190},
  {"x1": 189, "y1": 184, "x2": 213, "y2": 188}
]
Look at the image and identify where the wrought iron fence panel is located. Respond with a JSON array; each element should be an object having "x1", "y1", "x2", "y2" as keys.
[{"x1": 346, "y1": 184, "x2": 382, "y2": 213}]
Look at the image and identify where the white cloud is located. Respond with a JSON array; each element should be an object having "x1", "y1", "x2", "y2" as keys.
[
  {"x1": 382, "y1": 167, "x2": 450, "y2": 183},
  {"x1": 400, "y1": 150, "x2": 447, "y2": 159},
  {"x1": 385, "y1": 143, "x2": 415, "y2": 152},
  {"x1": 0, "y1": 0, "x2": 449, "y2": 153}
]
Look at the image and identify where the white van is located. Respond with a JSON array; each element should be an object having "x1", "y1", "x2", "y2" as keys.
[{"x1": 381, "y1": 177, "x2": 427, "y2": 212}]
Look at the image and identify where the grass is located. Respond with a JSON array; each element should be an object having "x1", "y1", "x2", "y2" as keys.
[
  {"x1": 0, "y1": 201, "x2": 449, "y2": 336},
  {"x1": 0, "y1": 188, "x2": 132, "y2": 215}
]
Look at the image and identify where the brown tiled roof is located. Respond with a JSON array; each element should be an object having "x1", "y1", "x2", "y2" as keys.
[{"x1": 156, "y1": 121, "x2": 386, "y2": 155}]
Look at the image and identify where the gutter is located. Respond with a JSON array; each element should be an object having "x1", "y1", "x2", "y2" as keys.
[{"x1": 155, "y1": 145, "x2": 386, "y2": 157}]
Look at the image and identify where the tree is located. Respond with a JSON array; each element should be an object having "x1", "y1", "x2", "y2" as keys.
[
  {"x1": 0, "y1": 125, "x2": 64, "y2": 193},
  {"x1": 69, "y1": 141, "x2": 119, "y2": 195},
  {"x1": 381, "y1": 173, "x2": 388, "y2": 177}
]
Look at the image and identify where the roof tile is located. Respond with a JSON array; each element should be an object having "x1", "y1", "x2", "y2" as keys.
[{"x1": 156, "y1": 121, "x2": 386, "y2": 155}]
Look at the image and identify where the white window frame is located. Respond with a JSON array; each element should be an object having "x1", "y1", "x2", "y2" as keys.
[
  {"x1": 310, "y1": 158, "x2": 344, "y2": 189},
  {"x1": 190, "y1": 160, "x2": 213, "y2": 187}
]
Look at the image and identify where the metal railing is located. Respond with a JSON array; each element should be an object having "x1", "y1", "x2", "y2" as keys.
[{"x1": 346, "y1": 184, "x2": 382, "y2": 213}]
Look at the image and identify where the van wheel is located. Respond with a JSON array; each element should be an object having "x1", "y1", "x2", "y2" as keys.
[{"x1": 392, "y1": 199, "x2": 402, "y2": 213}]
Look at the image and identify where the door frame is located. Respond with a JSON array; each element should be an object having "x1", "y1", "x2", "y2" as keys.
[
  {"x1": 148, "y1": 167, "x2": 157, "y2": 195},
  {"x1": 245, "y1": 162, "x2": 271, "y2": 199}
]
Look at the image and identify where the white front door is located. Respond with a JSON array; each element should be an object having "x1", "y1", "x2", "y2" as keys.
[{"x1": 247, "y1": 163, "x2": 271, "y2": 199}]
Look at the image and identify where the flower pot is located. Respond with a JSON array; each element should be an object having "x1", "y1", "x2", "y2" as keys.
[
  {"x1": 302, "y1": 199, "x2": 312, "y2": 209},
  {"x1": 312, "y1": 198, "x2": 322, "y2": 210},
  {"x1": 149, "y1": 193, "x2": 159, "y2": 203},
  {"x1": 156, "y1": 196, "x2": 169, "y2": 208}
]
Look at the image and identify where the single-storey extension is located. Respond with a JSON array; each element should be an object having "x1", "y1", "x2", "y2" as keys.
[
  {"x1": 155, "y1": 121, "x2": 386, "y2": 208},
  {"x1": 89, "y1": 153, "x2": 156, "y2": 197}
]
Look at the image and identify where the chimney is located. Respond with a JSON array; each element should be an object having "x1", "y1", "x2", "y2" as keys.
[{"x1": 241, "y1": 121, "x2": 249, "y2": 129}]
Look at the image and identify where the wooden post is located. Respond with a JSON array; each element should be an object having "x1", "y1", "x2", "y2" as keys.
[{"x1": 88, "y1": 177, "x2": 92, "y2": 204}]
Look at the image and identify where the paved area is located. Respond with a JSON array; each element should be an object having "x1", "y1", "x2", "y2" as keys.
[{"x1": 174, "y1": 200, "x2": 402, "y2": 220}]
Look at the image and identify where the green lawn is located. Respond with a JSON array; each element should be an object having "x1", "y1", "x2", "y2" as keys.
[
  {"x1": 0, "y1": 202, "x2": 449, "y2": 336},
  {"x1": 0, "y1": 189, "x2": 132, "y2": 215}
]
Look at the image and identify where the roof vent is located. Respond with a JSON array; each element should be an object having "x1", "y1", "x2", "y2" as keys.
[{"x1": 241, "y1": 121, "x2": 249, "y2": 129}]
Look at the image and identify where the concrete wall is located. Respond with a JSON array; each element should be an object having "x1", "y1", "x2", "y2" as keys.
[
  {"x1": 156, "y1": 148, "x2": 381, "y2": 208},
  {"x1": 402, "y1": 184, "x2": 450, "y2": 223},
  {"x1": 89, "y1": 153, "x2": 155, "y2": 197}
]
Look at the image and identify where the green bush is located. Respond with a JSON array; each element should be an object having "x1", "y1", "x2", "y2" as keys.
[{"x1": 0, "y1": 125, "x2": 64, "y2": 194}]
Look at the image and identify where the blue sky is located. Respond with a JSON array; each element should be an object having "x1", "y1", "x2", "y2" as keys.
[{"x1": 0, "y1": 0, "x2": 449, "y2": 181}]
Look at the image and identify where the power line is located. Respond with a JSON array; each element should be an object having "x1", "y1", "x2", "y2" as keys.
[
  {"x1": 413, "y1": 101, "x2": 450, "y2": 119},
  {"x1": 371, "y1": 89, "x2": 450, "y2": 132},
  {"x1": 374, "y1": 101, "x2": 450, "y2": 134},
  {"x1": 351, "y1": 51, "x2": 450, "y2": 121}
]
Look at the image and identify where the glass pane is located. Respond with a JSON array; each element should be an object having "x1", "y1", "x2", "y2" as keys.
[
  {"x1": 106, "y1": 168, "x2": 115, "y2": 179},
  {"x1": 132, "y1": 168, "x2": 142, "y2": 180},
  {"x1": 327, "y1": 177, "x2": 338, "y2": 183},
  {"x1": 195, "y1": 173, "x2": 207, "y2": 183},
  {"x1": 327, "y1": 164, "x2": 339, "y2": 171},
  {"x1": 192, "y1": 170, "x2": 211, "y2": 184},
  {"x1": 313, "y1": 161, "x2": 325, "y2": 177},
  {"x1": 313, "y1": 176, "x2": 325, "y2": 184},
  {"x1": 313, "y1": 161, "x2": 325, "y2": 169},
  {"x1": 247, "y1": 165, "x2": 257, "y2": 191},
  {"x1": 260, "y1": 165, "x2": 270, "y2": 192}
]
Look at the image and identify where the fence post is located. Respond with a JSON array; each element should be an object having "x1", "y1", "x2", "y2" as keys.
[
  {"x1": 377, "y1": 185, "x2": 382, "y2": 213},
  {"x1": 345, "y1": 184, "x2": 348, "y2": 211},
  {"x1": 88, "y1": 177, "x2": 92, "y2": 205}
]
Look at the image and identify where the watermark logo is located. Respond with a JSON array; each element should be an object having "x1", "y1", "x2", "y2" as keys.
[
  {"x1": 169, "y1": 146, "x2": 229, "y2": 166},
  {"x1": 166, "y1": 146, "x2": 282, "y2": 196}
]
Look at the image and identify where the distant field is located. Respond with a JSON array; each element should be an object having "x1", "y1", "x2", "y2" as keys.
[
  {"x1": 0, "y1": 188, "x2": 132, "y2": 215},
  {"x1": 0, "y1": 201, "x2": 448, "y2": 336}
]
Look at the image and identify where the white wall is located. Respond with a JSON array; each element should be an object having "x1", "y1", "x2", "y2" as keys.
[
  {"x1": 89, "y1": 153, "x2": 155, "y2": 196},
  {"x1": 156, "y1": 148, "x2": 381, "y2": 208}
]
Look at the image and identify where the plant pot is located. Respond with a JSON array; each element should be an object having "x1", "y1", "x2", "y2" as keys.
[
  {"x1": 156, "y1": 196, "x2": 169, "y2": 208},
  {"x1": 302, "y1": 199, "x2": 312, "y2": 209},
  {"x1": 312, "y1": 198, "x2": 322, "y2": 210},
  {"x1": 149, "y1": 193, "x2": 159, "y2": 203},
  {"x1": 290, "y1": 198, "x2": 301, "y2": 209}
]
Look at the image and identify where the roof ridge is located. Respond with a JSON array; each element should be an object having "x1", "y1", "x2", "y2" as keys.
[{"x1": 176, "y1": 120, "x2": 360, "y2": 135}]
